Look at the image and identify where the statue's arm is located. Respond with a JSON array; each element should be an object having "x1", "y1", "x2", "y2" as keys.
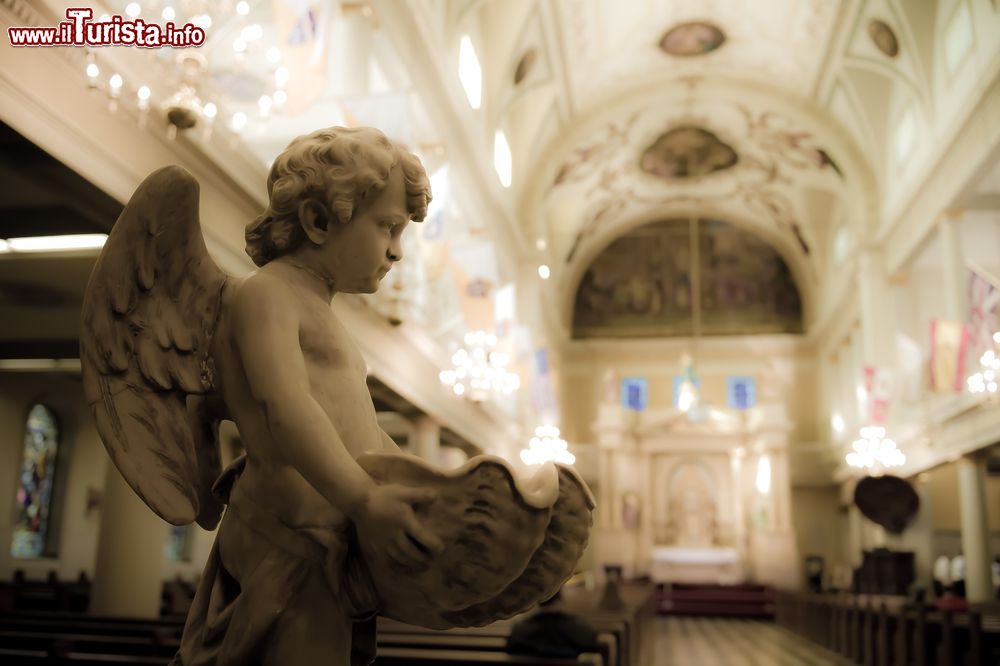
[
  {"x1": 231, "y1": 277, "x2": 443, "y2": 565},
  {"x1": 231, "y1": 276, "x2": 375, "y2": 515}
]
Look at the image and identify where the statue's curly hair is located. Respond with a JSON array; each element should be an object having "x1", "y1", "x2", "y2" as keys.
[{"x1": 245, "y1": 126, "x2": 431, "y2": 267}]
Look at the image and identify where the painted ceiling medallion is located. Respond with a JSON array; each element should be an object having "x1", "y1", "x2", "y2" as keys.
[
  {"x1": 640, "y1": 126, "x2": 738, "y2": 180},
  {"x1": 868, "y1": 19, "x2": 899, "y2": 58},
  {"x1": 659, "y1": 21, "x2": 726, "y2": 57}
]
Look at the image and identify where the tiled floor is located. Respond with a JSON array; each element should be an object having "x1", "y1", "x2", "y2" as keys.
[{"x1": 650, "y1": 617, "x2": 853, "y2": 666}]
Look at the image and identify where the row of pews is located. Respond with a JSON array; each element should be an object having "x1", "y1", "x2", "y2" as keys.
[
  {"x1": 376, "y1": 618, "x2": 610, "y2": 665},
  {"x1": 656, "y1": 582, "x2": 775, "y2": 618},
  {"x1": 0, "y1": 611, "x2": 183, "y2": 664},
  {"x1": 0, "y1": 573, "x2": 91, "y2": 613},
  {"x1": 375, "y1": 581, "x2": 656, "y2": 666},
  {"x1": 0, "y1": 581, "x2": 656, "y2": 666},
  {"x1": 776, "y1": 591, "x2": 1000, "y2": 665}
]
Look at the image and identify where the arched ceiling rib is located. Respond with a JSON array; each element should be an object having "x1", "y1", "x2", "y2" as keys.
[{"x1": 515, "y1": 76, "x2": 880, "y2": 336}]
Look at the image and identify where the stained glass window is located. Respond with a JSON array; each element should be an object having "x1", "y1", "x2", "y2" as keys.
[
  {"x1": 165, "y1": 525, "x2": 191, "y2": 562},
  {"x1": 11, "y1": 404, "x2": 60, "y2": 559}
]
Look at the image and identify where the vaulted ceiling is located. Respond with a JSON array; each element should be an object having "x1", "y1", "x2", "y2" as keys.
[
  {"x1": 2, "y1": 0, "x2": 999, "y2": 481},
  {"x1": 5, "y1": 0, "x2": 1000, "y2": 345}
]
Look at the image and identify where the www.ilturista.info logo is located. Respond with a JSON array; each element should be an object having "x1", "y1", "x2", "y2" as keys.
[{"x1": 8, "y1": 7, "x2": 206, "y2": 48}]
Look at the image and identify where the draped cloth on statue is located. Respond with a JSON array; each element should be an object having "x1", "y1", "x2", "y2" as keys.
[{"x1": 171, "y1": 456, "x2": 378, "y2": 666}]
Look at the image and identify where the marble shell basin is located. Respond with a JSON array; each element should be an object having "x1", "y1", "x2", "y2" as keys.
[{"x1": 355, "y1": 452, "x2": 594, "y2": 629}]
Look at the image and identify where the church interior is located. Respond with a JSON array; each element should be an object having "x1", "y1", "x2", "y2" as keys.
[{"x1": 1, "y1": 1, "x2": 1000, "y2": 664}]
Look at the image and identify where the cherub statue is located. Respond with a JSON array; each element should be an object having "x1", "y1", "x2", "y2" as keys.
[{"x1": 80, "y1": 127, "x2": 593, "y2": 666}]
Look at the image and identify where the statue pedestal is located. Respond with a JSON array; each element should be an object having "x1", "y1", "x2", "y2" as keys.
[{"x1": 650, "y1": 546, "x2": 743, "y2": 584}]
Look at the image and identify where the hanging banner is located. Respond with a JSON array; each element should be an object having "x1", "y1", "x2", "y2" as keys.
[
  {"x1": 530, "y1": 346, "x2": 558, "y2": 421},
  {"x1": 727, "y1": 376, "x2": 756, "y2": 410},
  {"x1": 929, "y1": 320, "x2": 968, "y2": 393},
  {"x1": 861, "y1": 365, "x2": 892, "y2": 424},
  {"x1": 621, "y1": 377, "x2": 648, "y2": 411},
  {"x1": 967, "y1": 265, "x2": 1000, "y2": 357}
]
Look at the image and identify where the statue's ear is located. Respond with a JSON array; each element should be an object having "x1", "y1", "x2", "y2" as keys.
[{"x1": 298, "y1": 199, "x2": 332, "y2": 244}]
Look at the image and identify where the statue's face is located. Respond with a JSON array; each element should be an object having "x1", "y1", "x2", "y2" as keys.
[{"x1": 322, "y1": 165, "x2": 409, "y2": 293}]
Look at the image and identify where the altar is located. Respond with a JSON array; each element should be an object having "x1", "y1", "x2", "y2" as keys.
[
  {"x1": 590, "y1": 395, "x2": 800, "y2": 590},
  {"x1": 651, "y1": 546, "x2": 743, "y2": 584}
]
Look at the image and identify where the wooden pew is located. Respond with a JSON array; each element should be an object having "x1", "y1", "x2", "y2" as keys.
[
  {"x1": 0, "y1": 611, "x2": 181, "y2": 665},
  {"x1": 775, "y1": 590, "x2": 1000, "y2": 666},
  {"x1": 374, "y1": 647, "x2": 602, "y2": 665},
  {"x1": 554, "y1": 581, "x2": 655, "y2": 666},
  {"x1": 894, "y1": 605, "x2": 909, "y2": 666},
  {"x1": 378, "y1": 632, "x2": 617, "y2": 666},
  {"x1": 378, "y1": 615, "x2": 617, "y2": 666},
  {"x1": 0, "y1": 649, "x2": 167, "y2": 665},
  {"x1": 0, "y1": 629, "x2": 176, "y2": 656}
]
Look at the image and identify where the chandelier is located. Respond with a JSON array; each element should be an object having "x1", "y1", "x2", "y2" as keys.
[
  {"x1": 966, "y1": 332, "x2": 1000, "y2": 394},
  {"x1": 520, "y1": 426, "x2": 575, "y2": 465},
  {"x1": 439, "y1": 331, "x2": 520, "y2": 401},
  {"x1": 845, "y1": 426, "x2": 906, "y2": 470},
  {"x1": 78, "y1": 2, "x2": 291, "y2": 142}
]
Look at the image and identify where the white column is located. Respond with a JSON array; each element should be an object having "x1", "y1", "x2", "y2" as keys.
[
  {"x1": 858, "y1": 248, "x2": 892, "y2": 367},
  {"x1": 331, "y1": 7, "x2": 373, "y2": 97},
  {"x1": 411, "y1": 415, "x2": 440, "y2": 466},
  {"x1": 771, "y1": 446, "x2": 792, "y2": 531},
  {"x1": 902, "y1": 477, "x2": 935, "y2": 590},
  {"x1": 939, "y1": 212, "x2": 967, "y2": 322},
  {"x1": 637, "y1": 450, "x2": 654, "y2": 577},
  {"x1": 731, "y1": 450, "x2": 747, "y2": 575},
  {"x1": 865, "y1": 520, "x2": 886, "y2": 549},
  {"x1": 846, "y1": 503, "x2": 864, "y2": 568},
  {"x1": 594, "y1": 404, "x2": 624, "y2": 529},
  {"x1": 596, "y1": 449, "x2": 613, "y2": 529},
  {"x1": 90, "y1": 459, "x2": 167, "y2": 618},
  {"x1": 957, "y1": 455, "x2": 993, "y2": 603}
]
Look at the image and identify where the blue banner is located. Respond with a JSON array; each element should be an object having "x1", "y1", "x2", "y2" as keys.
[
  {"x1": 620, "y1": 377, "x2": 648, "y2": 411},
  {"x1": 727, "y1": 376, "x2": 756, "y2": 410}
]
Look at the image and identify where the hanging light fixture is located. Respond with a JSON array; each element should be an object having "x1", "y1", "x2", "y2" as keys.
[
  {"x1": 967, "y1": 332, "x2": 1000, "y2": 394},
  {"x1": 439, "y1": 331, "x2": 520, "y2": 401},
  {"x1": 164, "y1": 52, "x2": 207, "y2": 130},
  {"x1": 520, "y1": 426, "x2": 575, "y2": 465},
  {"x1": 79, "y1": 4, "x2": 292, "y2": 142},
  {"x1": 845, "y1": 426, "x2": 906, "y2": 470}
]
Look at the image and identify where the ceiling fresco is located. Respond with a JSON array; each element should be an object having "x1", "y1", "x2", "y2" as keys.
[
  {"x1": 658, "y1": 21, "x2": 727, "y2": 57},
  {"x1": 551, "y1": 0, "x2": 841, "y2": 115},
  {"x1": 639, "y1": 126, "x2": 739, "y2": 180},
  {"x1": 572, "y1": 218, "x2": 803, "y2": 339},
  {"x1": 542, "y1": 88, "x2": 849, "y2": 277}
]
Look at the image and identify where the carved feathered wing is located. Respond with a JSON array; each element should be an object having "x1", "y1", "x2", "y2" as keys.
[{"x1": 80, "y1": 166, "x2": 229, "y2": 529}]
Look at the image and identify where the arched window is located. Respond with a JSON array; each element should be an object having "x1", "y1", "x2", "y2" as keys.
[
  {"x1": 11, "y1": 404, "x2": 61, "y2": 559},
  {"x1": 165, "y1": 525, "x2": 192, "y2": 562}
]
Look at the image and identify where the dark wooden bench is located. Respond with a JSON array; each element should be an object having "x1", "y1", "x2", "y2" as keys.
[
  {"x1": 374, "y1": 646, "x2": 602, "y2": 665},
  {"x1": 0, "y1": 648, "x2": 167, "y2": 665},
  {"x1": 0, "y1": 629, "x2": 177, "y2": 656},
  {"x1": 776, "y1": 591, "x2": 1000, "y2": 666},
  {"x1": 378, "y1": 626, "x2": 617, "y2": 666}
]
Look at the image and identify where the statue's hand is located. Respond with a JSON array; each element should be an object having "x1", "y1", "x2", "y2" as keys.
[{"x1": 351, "y1": 483, "x2": 444, "y2": 570}]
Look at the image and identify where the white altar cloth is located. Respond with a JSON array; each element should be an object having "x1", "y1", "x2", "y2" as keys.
[{"x1": 651, "y1": 546, "x2": 743, "y2": 583}]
